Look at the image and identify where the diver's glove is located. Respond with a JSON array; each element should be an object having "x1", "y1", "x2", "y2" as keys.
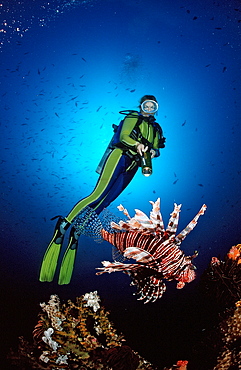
[
  {"x1": 136, "y1": 143, "x2": 148, "y2": 156},
  {"x1": 150, "y1": 149, "x2": 156, "y2": 158}
]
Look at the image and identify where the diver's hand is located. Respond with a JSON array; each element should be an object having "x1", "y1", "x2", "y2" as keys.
[
  {"x1": 150, "y1": 149, "x2": 156, "y2": 158},
  {"x1": 136, "y1": 143, "x2": 148, "y2": 156}
]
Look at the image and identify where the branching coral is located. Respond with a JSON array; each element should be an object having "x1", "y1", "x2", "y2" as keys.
[
  {"x1": 40, "y1": 294, "x2": 66, "y2": 330},
  {"x1": 195, "y1": 244, "x2": 241, "y2": 369},
  {"x1": 200, "y1": 244, "x2": 241, "y2": 309},
  {"x1": 9, "y1": 291, "x2": 157, "y2": 369},
  {"x1": 34, "y1": 291, "x2": 126, "y2": 367},
  {"x1": 213, "y1": 300, "x2": 241, "y2": 369}
]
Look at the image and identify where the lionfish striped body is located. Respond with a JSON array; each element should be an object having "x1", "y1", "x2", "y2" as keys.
[{"x1": 96, "y1": 199, "x2": 207, "y2": 303}]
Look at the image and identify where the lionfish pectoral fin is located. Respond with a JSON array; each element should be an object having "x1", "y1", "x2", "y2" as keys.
[
  {"x1": 124, "y1": 247, "x2": 155, "y2": 264},
  {"x1": 136, "y1": 277, "x2": 167, "y2": 303},
  {"x1": 96, "y1": 260, "x2": 138, "y2": 275}
]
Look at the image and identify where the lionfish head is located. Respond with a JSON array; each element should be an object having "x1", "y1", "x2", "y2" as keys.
[{"x1": 176, "y1": 262, "x2": 196, "y2": 289}]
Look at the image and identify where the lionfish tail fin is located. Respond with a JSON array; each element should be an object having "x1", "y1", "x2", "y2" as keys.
[
  {"x1": 72, "y1": 206, "x2": 103, "y2": 243},
  {"x1": 73, "y1": 207, "x2": 124, "y2": 243}
]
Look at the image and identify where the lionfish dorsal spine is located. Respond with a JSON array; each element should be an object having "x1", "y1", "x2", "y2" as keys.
[
  {"x1": 149, "y1": 198, "x2": 165, "y2": 233},
  {"x1": 166, "y1": 203, "x2": 182, "y2": 234},
  {"x1": 176, "y1": 204, "x2": 207, "y2": 241}
]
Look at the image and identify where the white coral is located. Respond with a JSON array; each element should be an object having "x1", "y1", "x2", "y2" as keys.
[
  {"x1": 56, "y1": 354, "x2": 68, "y2": 365},
  {"x1": 39, "y1": 351, "x2": 50, "y2": 363},
  {"x1": 42, "y1": 328, "x2": 59, "y2": 351},
  {"x1": 40, "y1": 294, "x2": 65, "y2": 330},
  {"x1": 83, "y1": 291, "x2": 100, "y2": 312}
]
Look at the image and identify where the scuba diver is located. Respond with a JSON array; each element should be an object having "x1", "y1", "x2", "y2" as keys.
[{"x1": 39, "y1": 95, "x2": 166, "y2": 285}]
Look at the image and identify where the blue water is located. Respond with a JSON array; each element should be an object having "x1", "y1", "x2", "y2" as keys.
[{"x1": 1, "y1": 0, "x2": 241, "y2": 368}]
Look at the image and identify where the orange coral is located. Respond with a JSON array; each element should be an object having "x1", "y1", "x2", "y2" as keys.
[
  {"x1": 227, "y1": 244, "x2": 241, "y2": 263},
  {"x1": 176, "y1": 360, "x2": 188, "y2": 370}
]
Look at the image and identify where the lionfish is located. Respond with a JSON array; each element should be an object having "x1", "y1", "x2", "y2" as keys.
[{"x1": 74, "y1": 199, "x2": 207, "y2": 303}]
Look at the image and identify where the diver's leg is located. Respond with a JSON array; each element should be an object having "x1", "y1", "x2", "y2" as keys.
[
  {"x1": 39, "y1": 217, "x2": 70, "y2": 282},
  {"x1": 65, "y1": 148, "x2": 123, "y2": 222},
  {"x1": 93, "y1": 158, "x2": 139, "y2": 214},
  {"x1": 58, "y1": 148, "x2": 126, "y2": 285},
  {"x1": 58, "y1": 158, "x2": 138, "y2": 284}
]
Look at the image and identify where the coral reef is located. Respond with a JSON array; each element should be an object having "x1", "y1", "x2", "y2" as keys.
[
  {"x1": 8, "y1": 244, "x2": 241, "y2": 369},
  {"x1": 8, "y1": 291, "x2": 157, "y2": 369},
  {"x1": 163, "y1": 360, "x2": 188, "y2": 370},
  {"x1": 200, "y1": 244, "x2": 241, "y2": 310},
  {"x1": 213, "y1": 300, "x2": 241, "y2": 369},
  {"x1": 195, "y1": 244, "x2": 241, "y2": 369}
]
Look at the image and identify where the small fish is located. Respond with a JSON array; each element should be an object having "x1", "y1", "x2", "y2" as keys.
[
  {"x1": 173, "y1": 179, "x2": 179, "y2": 184},
  {"x1": 82, "y1": 57, "x2": 87, "y2": 62},
  {"x1": 96, "y1": 105, "x2": 102, "y2": 112},
  {"x1": 222, "y1": 66, "x2": 227, "y2": 73},
  {"x1": 55, "y1": 112, "x2": 60, "y2": 117},
  {"x1": 66, "y1": 96, "x2": 78, "y2": 103},
  {"x1": 182, "y1": 120, "x2": 186, "y2": 126}
]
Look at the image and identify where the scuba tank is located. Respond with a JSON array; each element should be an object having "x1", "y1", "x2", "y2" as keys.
[{"x1": 96, "y1": 111, "x2": 141, "y2": 174}]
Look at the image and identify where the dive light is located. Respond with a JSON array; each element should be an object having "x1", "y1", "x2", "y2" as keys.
[{"x1": 141, "y1": 151, "x2": 152, "y2": 177}]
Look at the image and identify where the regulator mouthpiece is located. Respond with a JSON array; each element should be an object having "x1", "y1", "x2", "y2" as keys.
[{"x1": 141, "y1": 152, "x2": 152, "y2": 177}]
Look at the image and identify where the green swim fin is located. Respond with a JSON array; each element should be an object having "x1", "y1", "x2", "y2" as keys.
[
  {"x1": 58, "y1": 227, "x2": 80, "y2": 285},
  {"x1": 39, "y1": 217, "x2": 69, "y2": 282}
]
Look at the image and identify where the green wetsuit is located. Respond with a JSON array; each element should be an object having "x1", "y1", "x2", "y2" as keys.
[
  {"x1": 66, "y1": 112, "x2": 163, "y2": 222},
  {"x1": 39, "y1": 112, "x2": 165, "y2": 284}
]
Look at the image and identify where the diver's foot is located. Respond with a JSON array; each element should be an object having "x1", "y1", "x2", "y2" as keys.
[
  {"x1": 68, "y1": 226, "x2": 81, "y2": 250},
  {"x1": 39, "y1": 217, "x2": 70, "y2": 282},
  {"x1": 58, "y1": 227, "x2": 81, "y2": 285},
  {"x1": 53, "y1": 216, "x2": 70, "y2": 244}
]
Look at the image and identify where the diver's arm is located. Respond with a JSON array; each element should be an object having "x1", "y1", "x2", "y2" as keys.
[
  {"x1": 119, "y1": 113, "x2": 140, "y2": 150},
  {"x1": 152, "y1": 136, "x2": 160, "y2": 158},
  {"x1": 151, "y1": 127, "x2": 164, "y2": 158}
]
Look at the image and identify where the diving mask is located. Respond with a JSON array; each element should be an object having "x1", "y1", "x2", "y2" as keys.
[{"x1": 141, "y1": 100, "x2": 158, "y2": 114}]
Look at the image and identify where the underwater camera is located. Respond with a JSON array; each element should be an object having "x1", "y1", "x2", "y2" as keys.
[{"x1": 141, "y1": 151, "x2": 152, "y2": 177}]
